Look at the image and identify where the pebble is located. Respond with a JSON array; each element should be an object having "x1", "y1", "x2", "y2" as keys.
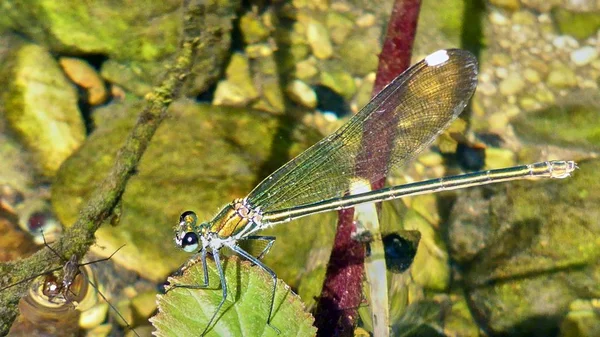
[
  {"x1": 213, "y1": 53, "x2": 258, "y2": 106},
  {"x1": 491, "y1": 53, "x2": 511, "y2": 67},
  {"x1": 418, "y1": 152, "x2": 444, "y2": 167},
  {"x1": 79, "y1": 302, "x2": 109, "y2": 329},
  {"x1": 580, "y1": 78, "x2": 598, "y2": 88},
  {"x1": 478, "y1": 81, "x2": 498, "y2": 96},
  {"x1": 485, "y1": 148, "x2": 516, "y2": 169},
  {"x1": 59, "y1": 57, "x2": 107, "y2": 106},
  {"x1": 488, "y1": 112, "x2": 509, "y2": 132},
  {"x1": 356, "y1": 13, "x2": 376, "y2": 27},
  {"x1": 504, "y1": 104, "x2": 521, "y2": 118},
  {"x1": 518, "y1": 96, "x2": 539, "y2": 110},
  {"x1": 547, "y1": 65, "x2": 578, "y2": 88},
  {"x1": 490, "y1": 11, "x2": 509, "y2": 25},
  {"x1": 538, "y1": 13, "x2": 551, "y2": 24},
  {"x1": 523, "y1": 68, "x2": 541, "y2": 83},
  {"x1": 319, "y1": 70, "x2": 356, "y2": 99},
  {"x1": 499, "y1": 73, "x2": 526, "y2": 96},
  {"x1": 286, "y1": 79, "x2": 318, "y2": 108},
  {"x1": 130, "y1": 291, "x2": 158, "y2": 321},
  {"x1": 570, "y1": 46, "x2": 598, "y2": 66},
  {"x1": 213, "y1": 81, "x2": 251, "y2": 106},
  {"x1": 326, "y1": 12, "x2": 354, "y2": 44},
  {"x1": 306, "y1": 20, "x2": 333, "y2": 59},
  {"x1": 512, "y1": 11, "x2": 536, "y2": 26},
  {"x1": 295, "y1": 58, "x2": 319, "y2": 79},
  {"x1": 495, "y1": 67, "x2": 509, "y2": 79},
  {"x1": 246, "y1": 43, "x2": 274, "y2": 58},
  {"x1": 86, "y1": 324, "x2": 112, "y2": 337},
  {"x1": 489, "y1": 0, "x2": 520, "y2": 11},
  {"x1": 533, "y1": 87, "x2": 555, "y2": 104},
  {"x1": 552, "y1": 35, "x2": 579, "y2": 49}
]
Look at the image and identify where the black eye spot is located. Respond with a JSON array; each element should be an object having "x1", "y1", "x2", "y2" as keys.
[{"x1": 182, "y1": 232, "x2": 198, "y2": 248}]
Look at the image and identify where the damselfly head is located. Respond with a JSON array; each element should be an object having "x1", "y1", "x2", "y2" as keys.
[{"x1": 175, "y1": 210, "x2": 200, "y2": 252}]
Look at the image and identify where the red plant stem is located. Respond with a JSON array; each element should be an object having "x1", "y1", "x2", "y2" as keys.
[
  {"x1": 373, "y1": 0, "x2": 422, "y2": 98},
  {"x1": 314, "y1": 1, "x2": 421, "y2": 336}
]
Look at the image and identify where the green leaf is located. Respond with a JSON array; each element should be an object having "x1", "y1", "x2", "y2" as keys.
[{"x1": 151, "y1": 255, "x2": 316, "y2": 337}]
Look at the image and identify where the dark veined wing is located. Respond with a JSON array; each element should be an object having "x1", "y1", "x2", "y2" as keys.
[{"x1": 247, "y1": 49, "x2": 478, "y2": 213}]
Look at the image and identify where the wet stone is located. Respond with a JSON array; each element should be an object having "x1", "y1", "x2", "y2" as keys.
[
  {"x1": 489, "y1": 11, "x2": 509, "y2": 25},
  {"x1": 570, "y1": 46, "x2": 598, "y2": 67},
  {"x1": 239, "y1": 11, "x2": 271, "y2": 45},
  {"x1": 130, "y1": 291, "x2": 158, "y2": 322},
  {"x1": 286, "y1": 79, "x2": 318, "y2": 108},
  {"x1": 489, "y1": 0, "x2": 521, "y2": 11},
  {"x1": 0, "y1": 1, "x2": 238, "y2": 97},
  {"x1": 326, "y1": 12, "x2": 354, "y2": 45},
  {"x1": 294, "y1": 59, "x2": 319, "y2": 80},
  {"x1": 306, "y1": 20, "x2": 333, "y2": 59},
  {"x1": 512, "y1": 10, "x2": 536, "y2": 25},
  {"x1": 99, "y1": 60, "x2": 154, "y2": 97},
  {"x1": 518, "y1": 95, "x2": 540, "y2": 110},
  {"x1": 319, "y1": 69, "x2": 356, "y2": 99},
  {"x1": 213, "y1": 53, "x2": 259, "y2": 107},
  {"x1": 0, "y1": 43, "x2": 85, "y2": 177},
  {"x1": 79, "y1": 302, "x2": 109, "y2": 330},
  {"x1": 552, "y1": 8, "x2": 600, "y2": 40},
  {"x1": 547, "y1": 65, "x2": 578, "y2": 88},
  {"x1": 552, "y1": 35, "x2": 580, "y2": 50},
  {"x1": 448, "y1": 159, "x2": 600, "y2": 335},
  {"x1": 512, "y1": 101, "x2": 600, "y2": 151},
  {"x1": 491, "y1": 53, "x2": 512, "y2": 67},
  {"x1": 499, "y1": 73, "x2": 526, "y2": 96},
  {"x1": 523, "y1": 68, "x2": 542, "y2": 83},
  {"x1": 559, "y1": 299, "x2": 600, "y2": 337},
  {"x1": 59, "y1": 57, "x2": 107, "y2": 106},
  {"x1": 337, "y1": 28, "x2": 381, "y2": 77}
]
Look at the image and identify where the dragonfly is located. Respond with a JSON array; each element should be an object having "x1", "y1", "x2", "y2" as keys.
[
  {"x1": 172, "y1": 49, "x2": 576, "y2": 335},
  {"x1": 2, "y1": 235, "x2": 139, "y2": 337}
]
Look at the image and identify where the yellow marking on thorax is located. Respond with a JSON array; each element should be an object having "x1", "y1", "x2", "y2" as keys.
[{"x1": 209, "y1": 204, "x2": 250, "y2": 238}]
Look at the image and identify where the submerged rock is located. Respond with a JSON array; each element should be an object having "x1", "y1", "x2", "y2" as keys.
[
  {"x1": 448, "y1": 159, "x2": 600, "y2": 336},
  {"x1": 511, "y1": 96, "x2": 600, "y2": 152},
  {"x1": 0, "y1": 1, "x2": 240, "y2": 97},
  {"x1": 0, "y1": 41, "x2": 85, "y2": 177},
  {"x1": 52, "y1": 98, "x2": 334, "y2": 284}
]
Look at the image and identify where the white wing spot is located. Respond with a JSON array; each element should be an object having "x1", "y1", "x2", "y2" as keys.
[{"x1": 425, "y1": 50, "x2": 450, "y2": 66}]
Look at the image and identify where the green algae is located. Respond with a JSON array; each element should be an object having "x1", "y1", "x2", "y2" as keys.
[{"x1": 512, "y1": 102, "x2": 600, "y2": 152}]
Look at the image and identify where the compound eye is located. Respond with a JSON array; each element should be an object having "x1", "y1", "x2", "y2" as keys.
[
  {"x1": 181, "y1": 232, "x2": 199, "y2": 252},
  {"x1": 179, "y1": 211, "x2": 197, "y2": 226}
]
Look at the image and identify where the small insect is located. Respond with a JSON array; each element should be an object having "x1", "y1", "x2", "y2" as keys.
[
  {"x1": 2, "y1": 235, "x2": 140, "y2": 337},
  {"x1": 172, "y1": 49, "x2": 576, "y2": 335}
]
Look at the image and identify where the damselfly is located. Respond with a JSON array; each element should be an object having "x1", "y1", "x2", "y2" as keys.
[{"x1": 172, "y1": 49, "x2": 576, "y2": 335}]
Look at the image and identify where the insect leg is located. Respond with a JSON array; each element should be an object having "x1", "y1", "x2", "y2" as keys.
[
  {"x1": 231, "y1": 244, "x2": 280, "y2": 335},
  {"x1": 200, "y1": 249, "x2": 227, "y2": 336}
]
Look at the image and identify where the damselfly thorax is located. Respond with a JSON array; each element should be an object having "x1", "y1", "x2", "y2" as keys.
[{"x1": 209, "y1": 198, "x2": 264, "y2": 238}]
